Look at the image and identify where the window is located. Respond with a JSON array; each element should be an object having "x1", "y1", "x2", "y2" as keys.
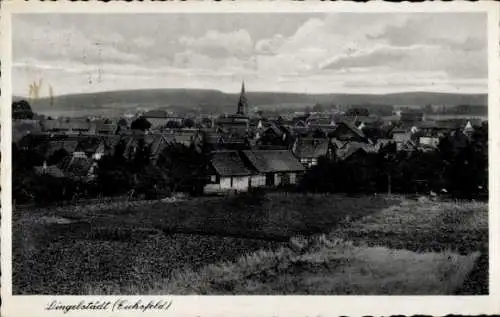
[{"x1": 211, "y1": 175, "x2": 217, "y2": 183}]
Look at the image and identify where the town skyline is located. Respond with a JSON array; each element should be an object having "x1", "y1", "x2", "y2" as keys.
[{"x1": 13, "y1": 12, "x2": 487, "y2": 97}]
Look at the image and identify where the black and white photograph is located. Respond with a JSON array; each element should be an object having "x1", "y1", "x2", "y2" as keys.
[{"x1": 2, "y1": 1, "x2": 499, "y2": 316}]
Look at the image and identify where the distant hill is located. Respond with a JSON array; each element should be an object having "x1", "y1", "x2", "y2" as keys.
[{"x1": 13, "y1": 89, "x2": 488, "y2": 118}]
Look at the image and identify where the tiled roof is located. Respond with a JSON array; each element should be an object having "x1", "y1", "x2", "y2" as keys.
[
  {"x1": 357, "y1": 116, "x2": 382, "y2": 124},
  {"x1": 42, "y1": 120, "x2": 72, "y2": 131},
  {"x1": 149, "y1": 134, "x2": 168, "y2": 157},
  {"x1": 375, "y1": 139, "x2": 394, "y2": 150},
  {"x1": 336, "y1": 142, "x2": 378, "y2": 161},
  {"x1": 34, "y1": 165, "x2": 65, "y2": 178},
  {"x1": 46, "y1": 140, "x2": 79, "y2": 155},
  {"x1": 58, "y1": 156, "x2": 92, "y2": 177},
  {"x1": 97, "y1": 123, "x2": 117, "y2": 134},
  {"x1": 263, "y1": 123, "x2": 285, "y2": 137},
  {"x1": 306, "y1": 118, "x2": 332, "y2": 126},
  {"x1": 293, "y1": 138, "x2": 329, "y2": 159},
  {"x1": 144, "y1": 110, "x2": 169, "y2": 118},
  {"x1": 75, "y1": 137, "x2": 102, "y2": 153},
  {"x1": 331, "y1": 120, "x2": 368, "y2": 142},
  {"x1": 163, "y1": 129, "x2": 198, "y2": 144},
  {"x1": 71, "y1": 120, "x2": 91, "y2": 131},
  {"x1": 242, "y1": 150, "x2": 305, "y2": 173},
  {"x1": 210, "y1": 151, "x2": 253, "y2": 177},
  {"x1": 330, "y1": 138, "x2": 348, "y2": 149}
]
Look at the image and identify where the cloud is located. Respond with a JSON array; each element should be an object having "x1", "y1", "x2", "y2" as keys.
[
  {"x1": 368, "y1": 13, "x2": 487, "y2": 51},
  {"x1": 178, "y1": 29, "x2": 254, "y2": 59},
  {"x1": 14, "y1": 18, "x2": 141, "y2": 67},
  {"x1": 255, "y1": 34, "x2": 285, "y2": 55},
  {"x1": 12, "y1": 13, "x2": 488, "y2": 96},
  {"x1": 320, "y1": 46, "x2": 418, "y2": 70}
]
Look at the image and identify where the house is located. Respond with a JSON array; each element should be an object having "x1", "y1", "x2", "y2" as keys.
[
  {"x1": 43, "y1": 140, "x2": 79, "y2": 159},
  {"x1": 143, "y1": 110, "x2": 184, "y2": 130},
  {"x1": 101, "y1": 135, "x2": 123, "y2": 157},
  {"x1": 335, "y1": 141, "x2": 378, "y2": 161},
  {"x1": 375, "y1": 138, "x2": 395, "y2": 151},
  {"x1": 381, "y1": 115, "x2": 401, "y2": 126},
  {"x1": 255, "y1": 122, "x2": 292, "y2": 147},
  {"x1": 242, "y1": 150, "x2": 305, "y2": 186},
  {"x1": 163, "y1": 129, "x2": 202, "y2": 149},
  {"x1": 399, "y1": 139, "x2": 419, "y2": 152},
  {"x1": 74, "y1": 137, "x2": 103, "y2": 159},
  {"x1": 214, "y1": 114, "x2": 249, "y2": 135},
  {"x1": 306, "y1": 117, "x2": 336, "y2": 133},
  {"x1": 418, "y1": 135, "x2": 440, "y2": 148},
  {"x1": 331, "y1": 121, "x2": 370, "y2": 143},
  {"x1": 204, "y1": 150, "x2": 255, "y2": 194},
  {"x1": 201, "y1": 129, "x2": 249, "y2": 151},
  {"x1": 42, "y1": 119, "x2": 72, "y2": 133},
  {"x1": 57, "y1": 156, "x2": 93, "y2": 180},
  {"x1": 34, "y1": 162, "x2": 66, "y2": 178},
  {"x1": 94, "y1": 120, "x2": 118, "y2": 135},
  {"x1": 70, "y1": 120, "x2": 91, "y2": 134},
  {"x1": 400, "y1": 111, "x2": 424, "y2": 123},
  {"x1": 120, "y1": 133, "x2": 164, "y2": 163},
  {"x1": 414, "y1": 121, "x2": 454, "y2": 138},
  {"x1": 391, "y1": 128, "x2": 412, "y2": 143},
  {"x1": 292, "y1": 138, "x2": 333, "y2": 168},
  {"x1": 146, "y1": 134, "x2": 169, "y2": 165}
]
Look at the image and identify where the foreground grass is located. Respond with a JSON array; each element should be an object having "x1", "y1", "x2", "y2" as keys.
[
  {"x1": 84, "y1": 237, "x2": 479, "y2": 295},
  {"x1": 334, "y1": 199, "x2": 488, "y2": 254},
  {"x1": 12, "y1": 194, "x2": 487, "y2": 295},
  {"x1": 19, "y1": 193, "x2": 399, "y2": 238}
]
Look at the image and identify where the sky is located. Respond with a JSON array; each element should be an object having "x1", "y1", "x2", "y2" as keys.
[{"x1": 12, "y1": 12, "x2": 488, "y2": 97}]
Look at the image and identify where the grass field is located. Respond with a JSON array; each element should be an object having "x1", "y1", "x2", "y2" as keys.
[{"x1": 12, "y1": 193, "x2": 487, "y2": 295}]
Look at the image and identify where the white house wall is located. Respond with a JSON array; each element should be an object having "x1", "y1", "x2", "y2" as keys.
[
  {"x1": 220, "y1": 177, "x2": 232, "y2": 190},
  {"x1": 232, "y1": 176, "x2": 250, "y2": 191},
  {"x1": 250, "y1": 175, "x2": 266, "y2": 187}
]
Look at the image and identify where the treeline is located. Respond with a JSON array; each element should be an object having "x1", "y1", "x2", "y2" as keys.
[
  {"x1": 433, "y1": 105, "x2": 488, "y2": 115},
  {"x1": 12, "y1": 140, "x2": 208, "y2": 206},
  {"x1": 299, "y1": 124, "x2": 488, "y2": 199}
]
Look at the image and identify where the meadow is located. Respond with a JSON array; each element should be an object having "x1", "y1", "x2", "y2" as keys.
[{"x1": 12, "y1": 193, "x2": 487, "y2": 295}]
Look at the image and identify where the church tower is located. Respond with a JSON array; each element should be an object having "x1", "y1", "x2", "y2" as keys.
[{"x1": 236, "y1": 81, "x2": 248, "y2": 115}]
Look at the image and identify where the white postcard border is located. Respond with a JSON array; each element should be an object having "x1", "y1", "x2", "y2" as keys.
[{"x1": 1, "y1": 1, "x2": 499, "y2": 317}]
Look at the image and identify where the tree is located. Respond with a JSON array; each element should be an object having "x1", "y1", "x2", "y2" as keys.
[
  {"x1": 377, "y1": 142, "x2": 398, "y2": 195},
  {"x1": 157, "y1": 144, "x2": 207, "y2": 193},
  {"x1": 96, "y1": 152, "x2": 133, "y2": 196},
  {"x1": 165, "y1": 120, "x2": 182, "y2": 129},
  {"x1": 130, "y1": 116, "x2": 151, "y2": 131},
  {"x1": 47, "y1": 148, "x2": 70, "y2": 165},
  {"x1": 131, "y1": 138, "x2": 151, "y2": 171},
  {"x1": 117, "y1": 118, "x2": 129, "y2": 133},
  {"x1": 312, "y1": 103, "x2": 324, "y2": 113},
  {"x1": 424, "y1": 104, "x2": 434, "y2": 114},
  {"x1": 347, "y1": 107, "x2": 370, "y2": 117},
  {"x1": 12, "y1": 100, "x2": 34, "y2": 120},
  {"x1": 182, "y1": 118, "x2": 195, "y2": 128}
]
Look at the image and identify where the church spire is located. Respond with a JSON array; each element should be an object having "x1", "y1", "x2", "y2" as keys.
[{"x1": 237, "y1": 81, "x2": 248, "y2": 115}]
